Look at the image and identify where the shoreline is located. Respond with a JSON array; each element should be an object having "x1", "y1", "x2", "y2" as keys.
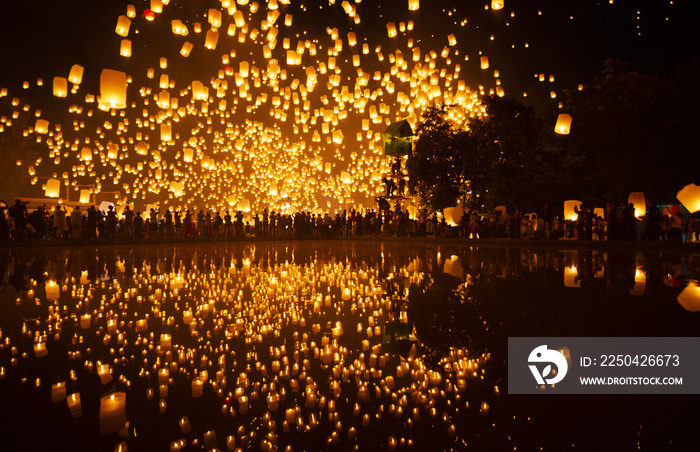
[{"x1": 2, "y1": 235, "x2": 700, "y2": 251}]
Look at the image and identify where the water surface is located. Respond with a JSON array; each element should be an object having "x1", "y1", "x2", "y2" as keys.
[{"x1": 1, "y1": 241, "x2": 698, "y2": 451}]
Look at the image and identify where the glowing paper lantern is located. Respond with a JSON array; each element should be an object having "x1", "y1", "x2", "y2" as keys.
[
  {"x1": 205, "y1": 30, "x2": 219, "y2": 49},
  {"x1": 491, "y1": 0, "x2": 504, "y2": 10},
  {"x1": 628, "y1": 192, "x2": 646, "y2": 219},
  {"x1": 480, "y1": 56, "x2": 489, "y2": 69},
  {"x1": 563, "y1": 200, "x2": 581, "y2": 221},
  {"x1": 408, "y1": 0, "x2": 419, "y2": 11},
  {"x1": 120, "y1": 39, "x2": 132, "y2": 57},
  {"x1": 443, "y1": 206, "x2": 464, "y2": 227},
  {"x1": 208, "y1": 9, "x2": 222, "y2": 27},
  {"x1": 53, "y1": 77, "x2": 68, "y2": 97},
  {"x1": 150, "y1": 0, "x2": 163, "y2": 14},
  {"x1": 99, "y1": 69, "x2": 127, "y2": 109},
  {"x1": 80, "y1": 189, "x2": 91, "y2": 204},
  {"x1": 170, "y1": 181, "x2": 184, "y2": 197},
  {"x1": 136, "y1": 142, "x2": 149, "y2": 155},
  {"x1": 99, "y1": 393, "x2": 127, "y2": 435},
  {"x1": 68, "y1": 65, "x2": 84, "y2": 84},
  {"x1": 183, "y1": 148, "x2": 194, "y2": 162},
  {"x1": 554, "y1": 113, "x2": 572, "y2": 135},
  {"x1": 676, "y1": 183, "x2": 700, "y2": 213},
  {"x1": 115, "y1": 15, "x2": 131, "y2": 37},
  {"x1": 45, "y1": 178, "x2": 61, "y2": 198},
  {"x1": 35, "y1": 119, "x2": 49, "y2": 134},
  {"x1": 161, "y1": 123, "x2": 172, "y2": 141}
]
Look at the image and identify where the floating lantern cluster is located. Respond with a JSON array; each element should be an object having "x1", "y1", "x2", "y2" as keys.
[
  {"x1": 0, "y1": 0, "x2": 507, "y2": 214},
  {"x1": 0, "y1": 243, "x2": 496, "y2": 451}
]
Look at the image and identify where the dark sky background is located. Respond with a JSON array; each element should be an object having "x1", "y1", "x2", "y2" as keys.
[{"x1": 0, "y1": 0, "x2": 696, "y2": 113}]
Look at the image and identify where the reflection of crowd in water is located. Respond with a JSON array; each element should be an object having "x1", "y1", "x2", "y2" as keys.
[
  {"x1": 3, "y1": 197, "x2": 700, "y2": 243},
  {"x1": 445, "y1": 246, "x2": 693, "y2": 296}
]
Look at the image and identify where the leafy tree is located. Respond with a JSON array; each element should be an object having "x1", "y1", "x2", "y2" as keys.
[
  {"x1": 465, "y1": 96, "x2": 550, "y2": 210},
  {"x1": 406, "y1": 105, "x2": 467, "y2": 212},
  {"x1": 561, "y1": 58, "x2": 700, "y2": 203}
]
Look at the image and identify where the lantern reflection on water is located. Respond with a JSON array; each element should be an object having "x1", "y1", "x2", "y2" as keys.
[
  {"x1": 99, "y1": 392, "x2": 127, "y2": 435},
  {"x1": 677, "y1": 280, "x2": 700, "y2": 312},
  {"x1": 1, "y1": 243, "x2": 499, "y2": 450}
]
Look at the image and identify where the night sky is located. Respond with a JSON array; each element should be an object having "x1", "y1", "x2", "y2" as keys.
[
  {"x1": 1, "y1": 0, "x2": 695, "y2": 112},
  {"x1": 0, "y1": 0, "x2": 697, "y2": 211}
]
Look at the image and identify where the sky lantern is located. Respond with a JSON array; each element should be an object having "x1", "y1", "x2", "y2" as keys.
[
  {"x1": 491, "y1": 0, "x2": 504, "y2": 10},
  {"x1": 136, "y1": 142, "x2": 149, "y2": 155},
  {"x1": 99, "y1": 69, "x2": 127, "y2": 109},
  {"x1": 143, "y1": 9, "x2": 156, "y2": 21},
  {"x1": 170, "y1": 181, "x2": 184, "y2": 198},
  {"x1": 386, "y1": 22, "x2": 397, "y2": 38},
  {"x1": 676, "y1": 184, "x2": 700, "y2": 213},
  {"x1": 554, "y1": 113, "x2": 572, "y2": 134},
  {"x1": 115, "y1": 15, "x2": 131, "y2": 37},
  {"x1": 161, "y1": 123, "x2": 172, "y2": 141},
  {"x1": 53, "y1": 77, "x2": 68, "y2": 97},
  {"x1": 68, "y1": 64, "x2": 84, "y2": 85},
  {"x1": 80, "y1": 146, "x2": 92, "y2": 161},
  {"x1": 120, "y1": 39, "x2": 132, "y2": 57},
  {"x1": 34, "y1": 119, "x2": 49, "y2": 134},
  {"x1": 45, "y1": 178, "x2": 61, "y2": 198},
  {"x1": 205, "y1": 30, "x2": 220, "y2": 49},
  {"x1": 150, "y1": 0, "x2": 163, "y2": 14},
  {"x1": 208, "y1": 9, "x2": 222, "y2": 27},
  {"x1": 408, "y1": 0, "x2": 419, "y2": 11},
  {"x1": 126, "y1": 4, "x2": 136, "y2": 18},
  {"x1": 233, "y1": 10, "x2": 245, "y2": 27},
  {"x1": 628, "y1": 192, "x2": 646, "y2": 219},
  {"x1": 287, "y1": 50, "x2": 301, "y2": 65},
  {"x1": 183, "y1": 147, "x2": 194, "y2": 162},
  {"x1": 564, "y1": 200, "x2": 581, "y2": 221},
  {"x1": 157, "y1": 90, "x2": 170, "y2": 108},
  {"x1": 79, "y1": 189, "x2": 91, "y2": 204},
  {"x1": 480, "y1": 56, "x2": 489, "y2": 69}
]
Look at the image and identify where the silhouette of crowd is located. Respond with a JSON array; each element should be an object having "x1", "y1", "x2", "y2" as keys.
[{"x1": 2, "y1": 197, "x2": 699, "y2": 243}]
